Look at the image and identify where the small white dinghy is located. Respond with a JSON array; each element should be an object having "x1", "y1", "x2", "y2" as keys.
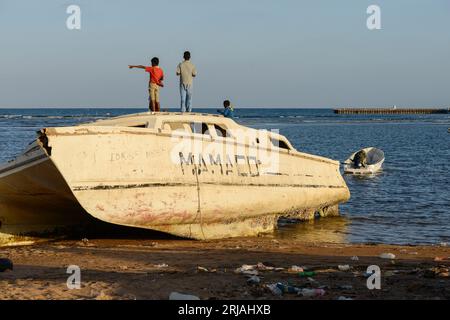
[{"x1": 344, "y1": 147, "x2": 385, "y2": 174}]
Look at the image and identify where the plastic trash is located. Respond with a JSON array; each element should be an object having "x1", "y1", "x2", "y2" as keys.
[
  {"x1": 256, "y1": 262, "x2": 275, "y2": 271},
  {"x1": 434, "y1": 256, "x2": 446, "y2": 262},
  {"x1": 266, "y1": 283, "x2": 283, "y2": 296},
  {"x1": 154, "y1": 263, "x2": 169, "y2": 268},
  {"x1": 274, "y1": 267, "x2": 285, "y2": 271},
  {"x1": 239, "y1": 264, "x2": 255, "y2": 271},
  {"x1": 338, "y1": 265, "x2": 351, "y2": 271},
  {"x1": 247, "y1": 275, "x2": 261, "y2": 285},
  {"x1": 235, "y1": 269, "x2": 258, "y2": 276},
  {"x1": 266, "y1": 282, "x2": 303, "y2": 295},
  {"x1": 169, "y1": 292, "x2": 200, "y2": 300},
  {"x1": 234, "y1": 264, "x2": 262, "y2": 275},
  {"x1": 298, "y1": 271, "x2": 316, "y2": 277},
  {"x1": 379, "y1": 253, "x2": 396, "y2": 260},
  {"x1": 425, "y1": 267, "x2": 449, "y2": 278},
  {"x1": 235, "y1": 264, "x2": 254, "y2": 272},
  {"x1": 197, "y1": 266, "x2": 209, "y2": 272},
  {"x1": 350, "y1": 256, "x2": 359, "y2": 261},
  {"x1": 0, "y1": 258, "x2": 13, "y2": 272},
  {"x1": 288, "y1": 265, "x2": 304, "y2": 273},
  {"x1": 298, "y1": 288, "x2": 325, "y2": 297},
  {"x1": 276, "y1": 283, "x2": 300, "y2": 294}
]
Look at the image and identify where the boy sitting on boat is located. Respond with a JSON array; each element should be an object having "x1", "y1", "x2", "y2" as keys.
[
  {"x1": 217, "y1": 100, "x2": 235, "y2": 118},
  {"x1": 129, "y1": 57, "x2": 164, "y2": 112}
]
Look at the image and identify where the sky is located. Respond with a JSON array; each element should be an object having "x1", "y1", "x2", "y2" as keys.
[{"x1": 0, "y1": 0, "x2": 449, "y2": 108}]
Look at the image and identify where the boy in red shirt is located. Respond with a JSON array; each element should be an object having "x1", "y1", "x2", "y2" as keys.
[{"x1": 129, "y1": 57, "x2": 164, "y2": 112}]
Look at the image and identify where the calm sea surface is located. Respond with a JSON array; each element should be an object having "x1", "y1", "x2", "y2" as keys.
[{"x1": 0, "y1": 108, "x2": 449, "y2": 245}]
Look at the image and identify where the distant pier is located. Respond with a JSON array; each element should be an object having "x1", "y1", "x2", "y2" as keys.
[{"x1": 334, "y1": 108, "x2": 449, "y2": 115}]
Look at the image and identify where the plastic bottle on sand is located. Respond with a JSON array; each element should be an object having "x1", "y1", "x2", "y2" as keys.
[
  {"x1": 169, "y1": 292, "x2": 200, "y2": 300},
  {"x1": 298, "y1": 288, "x2": 325, "y2": 297}
]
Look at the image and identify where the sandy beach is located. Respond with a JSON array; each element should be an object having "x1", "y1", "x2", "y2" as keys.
[{"x1": 1, "y1": 237, "x2": 449, "y2": 300}]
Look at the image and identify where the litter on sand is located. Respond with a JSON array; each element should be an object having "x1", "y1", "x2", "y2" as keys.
[
  {"x1": 379, "y1": 253, "x2": 396, "y2": 260},
  {"x1": 298, "y1": 288, "x2": 326, "y2": 297},
  {"x1": 247, "y1": 275, "x2": 261, "y2": 285},
  {"x1": 234, "y1": 262, "x2": 283, "y2": 275},
  {"x1": 338, "y1": 265, "x2": 351, "y2": 271},
  {"x1": 154, "y1": 263, "x2": 169, "y2": 268},
  {"x1": 266, "y1": 283, "x2": 283, "y2": 296},
  {"x1": 298, "y1": 271, "x2": 316, "y2": 277},
  {"x1": 234, "y1": 265, "x2": 259, "y2": 276},
  {"x1": 169, "y1": 292, "x2": 200, "y2": 300},
  {"x1": 197, "y1": 266, "x2": 209, "y2": 272},
  {"x1": 337, "y1": 296, "x2": 353, "y2": 300},
  {"x1": 434, "y1": 256, "x2": 448, "y2": 262},
  {"x1": 288, "y1": 265, "x2": 304, "y2": 273}
]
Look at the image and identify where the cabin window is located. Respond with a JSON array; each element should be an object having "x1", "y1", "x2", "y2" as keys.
[
  {"x1": 270, "y1": 138, "x2": 290, "y2": 150},
  {"x1": 213, "y1": 124, "x2": 229, "y2": 138},
  {"x1": 130, "y1": 123, "x2": 147, "y2": 128},
  {"x1": 190, "y1": 122, "x2": 210, "y2": 135}
]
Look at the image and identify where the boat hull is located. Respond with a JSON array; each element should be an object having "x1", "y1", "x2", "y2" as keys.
[
  {"x1": 0, "y1": 154, "x2": 96, "y2": 244},
  {"x1": 0, "y1": 124, "x2": 350, "y2": 241}
]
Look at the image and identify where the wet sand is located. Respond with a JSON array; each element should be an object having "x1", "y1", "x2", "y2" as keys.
[{"x1": 1, "y1": 237, "x2": 449, "y2": 300}]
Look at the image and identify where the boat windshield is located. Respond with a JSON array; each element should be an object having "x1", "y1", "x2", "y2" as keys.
[{"x1": 270, "y1": 137, "x2": 291, "y2": 150}]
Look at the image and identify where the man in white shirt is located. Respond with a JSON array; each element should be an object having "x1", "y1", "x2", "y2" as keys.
[{"x1": 176, "y1": 51, "x2": 197, "y2": 112}]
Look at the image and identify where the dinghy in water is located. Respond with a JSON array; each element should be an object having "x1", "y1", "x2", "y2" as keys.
[
  {"x1": 343, "y1": 147, "x2": 385, "y2": 174},
  {"x1": 0, "y1": 112, "x2": 350, "y2": 242}
]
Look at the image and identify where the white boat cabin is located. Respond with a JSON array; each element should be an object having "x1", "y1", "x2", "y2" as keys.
[{"x1": 81, "y1": 112, "x2": 296, "y2": 153}]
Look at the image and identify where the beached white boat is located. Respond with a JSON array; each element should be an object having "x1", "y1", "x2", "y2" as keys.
[
  {"x1": 0, "y1": 112, "x2": 350, "y2": 242},
  {"x1": 343, "y1": 147, "x2": 385, "y2": 174}
]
